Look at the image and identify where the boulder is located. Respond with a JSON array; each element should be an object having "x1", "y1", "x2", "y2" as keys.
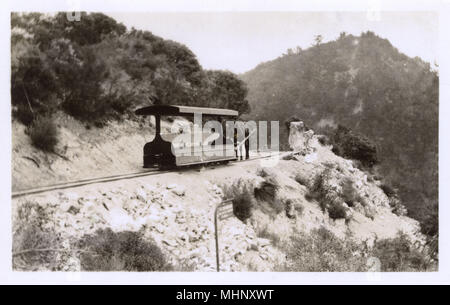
[
  {"x1": 135, "y1": 188, "x2": 147, "y2": 202},
  {"x1": 154, "y1": 224, "x2": 166, "y2": 234},
  {"x1": 60, "y1": 201, "x2": 77, "y2": 213},
  {"x1": 288, "y1": 121, "x2": 315, "y2": 153},
  {"x1": 162, "y1": 238, "x2": 178, "y2": 247},
  {"x1": 285, "y1": 200, "x2": 296, "y2": 219},
  {"x1": 172, "y1": 186, "x2": 186, "y2": 197},
  {"x1": 304, "y1": 152, "x2": 318, "y2": 163},
  {"x1": 257, "y1": 238, "x2": 271, "y2": 247}
]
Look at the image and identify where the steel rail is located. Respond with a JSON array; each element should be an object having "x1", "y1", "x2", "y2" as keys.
[
  {"x1": 11, "y1": 151, "x2": 285, "y2": 199},
  {"x1": 11, "y1": 169, "x2": 163, "y2": 198}
]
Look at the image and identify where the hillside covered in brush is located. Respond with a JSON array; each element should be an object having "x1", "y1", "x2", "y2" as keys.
[
  {"x1": 241, "y1": 32, "x2": 438, "y2": 234},
  {"x1": 11, "y1": 12, "x2": 250, "y2": 126},
  {"x1": 11, "y1": 12, "x2": 252, "y2": 191}
]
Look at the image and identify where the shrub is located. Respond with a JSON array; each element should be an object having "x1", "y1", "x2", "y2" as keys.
[
  {"x1": 373, "y1": 175, "x2": 382, "y2": 181},
  {"x1": 78, "y1": 228, "x2": 171, "y2": 271},
  {"x1": 222, "y1": 180, "x2": 255, "y2": 222},
  {"x1": 304, "y1": 192, "x2": 314, "y2": 202},
  {"x1": 378, "y1": 183, "x2": 409, "y2": 216},
  {"x1": 341, "y1": 178, "x2": 360, "y2": 207},
  {"x1": 331, "y1": 125, "x2": 379, "y2": 167},
  {"x1": 327, "y1": 202, "x2": 349, "y2": 220},
  {"x1": 317, "y1": 134, "x2": 330, "y2": 146},
  {"x1": 62, "y1": 95, "x2": 109, "y2": 121},
  {"x1": 13, "y1": 104, "x2": 35, "y2": 126},
  {"x1": 27, "y1": 115, "x2": 58, "y2": 152},
  {"x1": 371, "y1": 232, "x2": 433, "y2": 271},
  {"x1": 420, "y1": 203, "x2": 438, "y2": 237},
  {"x1": 13, "y1": 224, "x2": 62, "y2": 271},
  {"x1": 284, "y1": 227, "x2": 366, "y2": 272},
  {"x1": 380, "y1": 183, "x2": 397, "y2": 198},
  {"x1": 12, "y1": 202, "x2": 63, "y2": 271},
  {"x1": 305, "y1": 169, "x2": 351, "y2": 220},
  {"x1": 284, "y1": 228, "x2": 434, "y2": 272},
  {"x1": 306, "y1": 168, "x2": 331, "y2": 203},
  {"x1": 233, "y1": 186, "x2": 255, "y2": 221},
  {"x1": 389, "y1": 196, "x2": 408, "y2": 217},
  {"x1": 254, "y1": 180, "x2": 279, "y2": 204},
  {"x1": 425, "y1": 234, "x2": 439, "y2": 262},
  {"x1": 257, "y1": 226, "x2": 281, "y2": 247},
  {"x1": 94, "y1": 120, "x2": 106, "y2": 128},
  {"x1": 110, "y1": 94, "x2": 133, "y2": 115},
  {"x1": 254, "y1": 171, "x2": 282, "y2": 213}
]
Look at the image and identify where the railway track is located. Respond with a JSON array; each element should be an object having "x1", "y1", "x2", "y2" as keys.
[
  {"x1": 11, "y1": 168, "x2": 163, "y2": 198},
  {"x1": 12, "y1": 152, "x2": 285, "y2": 199}
]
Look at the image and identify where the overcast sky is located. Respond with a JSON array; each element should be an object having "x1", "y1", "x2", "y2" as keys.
[{"x1": 107, "y1": 11, "x2": 438, "y2": 74}]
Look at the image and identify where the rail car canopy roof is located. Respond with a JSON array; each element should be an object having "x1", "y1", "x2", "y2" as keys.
[{"x1": 135, "y1": 105, "x2": 238, "y2": 117}]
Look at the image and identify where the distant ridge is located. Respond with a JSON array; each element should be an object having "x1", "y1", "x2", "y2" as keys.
[{"x1": 241, "y1": 31, "x2": 438, "y2": 229}]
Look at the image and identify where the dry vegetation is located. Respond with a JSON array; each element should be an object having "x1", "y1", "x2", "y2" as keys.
[
  {"x1": 224, "y1": 167, "x2": 436, "y2": 272},
  {"x1": 222, "y1": 179, "x2": 255, "y2": 222},
  {"x1": 277, "y1": 227, "x2": 434, "y2": 272},
  {"x1": 13, "y1": 202, "x2": 65, "y2": 270},
  {"x1": 13, "y1": 201, "x2": 171, "y2": 272},
  {"x1": 77, "y1": 228, "x2": 172, "y2": 271},
  {"x1": 26, "y1": 115, "x2": 58, "y2": 152},
  {"x1": 304, "y1": 167, "x2": 351, "y2": 221}
]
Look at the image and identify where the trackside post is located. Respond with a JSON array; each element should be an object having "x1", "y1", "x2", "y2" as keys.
[{"x1": 214, "y1": 198, "x2": 234, "y2": 272}]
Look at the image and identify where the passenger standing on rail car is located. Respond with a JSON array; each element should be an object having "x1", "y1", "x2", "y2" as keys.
[
  {"x1": 234, "y1": 128, "x2": 244, "y2": 160},
  {"x1": 234, "y1": 128, "x2": 238, "y2": 159},
  {"x1": 245, "y1": 128, "x2": 250, "y2": 160}
]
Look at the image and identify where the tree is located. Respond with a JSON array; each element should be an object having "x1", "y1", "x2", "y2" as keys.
[
  {"x1": 314, "y1": 34, "x2": 323, "y2": 46},
  {"x1": 52, "y1": 12, "x2": 126, "y2": 46},
  {"x1": 48, "y1": 40, "x2": 110, "y2": 120},
  {"x1": 11, "y1": 12, "x2": 250, "y2": 122},
  {"x1": 204, "y1": 70, "x2": 250, "y2": 114},
  {"x1": 11, "y1": 39, "x2": 59, "y2": 122}
]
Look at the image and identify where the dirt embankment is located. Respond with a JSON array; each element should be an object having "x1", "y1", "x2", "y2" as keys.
[{"x1": 12, "y1": 113, "x2": 184, "y2": 191}]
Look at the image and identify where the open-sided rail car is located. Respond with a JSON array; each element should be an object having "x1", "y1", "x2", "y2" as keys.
[{"x1": 135, "y1": 105, "x2": 238, "y2": 168}]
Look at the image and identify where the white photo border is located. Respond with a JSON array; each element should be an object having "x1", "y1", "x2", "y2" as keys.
[{"x1": 1, "y1": 0, "x2": 448, "y2": 285}]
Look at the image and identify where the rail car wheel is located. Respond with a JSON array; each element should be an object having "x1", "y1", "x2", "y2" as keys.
[{"x1": 159, "y1": 164, "x2": 176, "y2": 171}]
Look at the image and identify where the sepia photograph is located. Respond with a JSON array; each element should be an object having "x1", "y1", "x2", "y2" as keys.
[{"x1": 1, "y1": 0, "x2": 449, "y2": 288}]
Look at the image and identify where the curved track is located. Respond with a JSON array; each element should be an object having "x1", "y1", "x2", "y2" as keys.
[
  {"x1": 11, "y1": 169, "x2": 162, "y2": 198},
  {"x1": 11, "y1": 152, "x2": 284, "y2": 198}
]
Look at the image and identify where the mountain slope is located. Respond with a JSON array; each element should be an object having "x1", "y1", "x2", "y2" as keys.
[
  {"x1": 241, "y1": 32, "x2": 438, "y2": 230},
  {"x1": 12, "y1": 130, "x2": 431, "y2": 271}
]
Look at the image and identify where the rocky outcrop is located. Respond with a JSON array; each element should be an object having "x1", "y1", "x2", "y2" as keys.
[{"x1": 288, "y1": 121, "x2": 314, "y2": 154}]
